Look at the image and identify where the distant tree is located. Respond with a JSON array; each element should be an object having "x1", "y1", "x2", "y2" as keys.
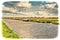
[{"x1": 55, "y1": 4, "x2": 58, "y2": 8}]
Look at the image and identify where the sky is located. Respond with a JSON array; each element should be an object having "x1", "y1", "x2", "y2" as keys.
[{"x1": 2, "y1": 1, "x2": 58, "y2": 17}]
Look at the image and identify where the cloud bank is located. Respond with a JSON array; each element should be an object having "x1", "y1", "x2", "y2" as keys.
[{"x1": 2, "y1": 1, "x2": 58, "y2": 17}]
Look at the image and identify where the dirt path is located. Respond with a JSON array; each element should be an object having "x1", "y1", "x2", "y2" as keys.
[{"x1": 3, "y1": 19, "x2": 58, "y2": 38}]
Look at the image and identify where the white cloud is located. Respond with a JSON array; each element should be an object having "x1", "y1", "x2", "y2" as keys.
[
  {"x1": 16, "y1": 1, "x2": 32, "y2": 8},
  {"x1": 45, "y1": 3, "x2": 56, "y2": 8},
  {"x1": 2, "y1": 1, "x2": 58, "y2": 17},
  {"x1": 2, "y1": 5, "x2": 17, "y2": 13}
]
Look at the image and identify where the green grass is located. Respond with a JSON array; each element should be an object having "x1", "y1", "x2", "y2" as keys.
[
  {"x1": 2, "y1": 17, "x2": 59, "y2": 25},
  {"x1": 2, "y1": 22, "x2": 19, "y2": 38},
  {"x1": 30, "y1": 20, "x2": 59, "y2": 25}
]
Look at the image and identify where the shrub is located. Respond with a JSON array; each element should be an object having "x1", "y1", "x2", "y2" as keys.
[{"x1": 46, "y1": 21, "x2": 51, "y2": 23}]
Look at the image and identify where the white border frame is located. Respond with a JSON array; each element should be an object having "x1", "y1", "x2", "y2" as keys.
[{"x1": 0, "y1": 0, "x2": 60, "y2": 40}]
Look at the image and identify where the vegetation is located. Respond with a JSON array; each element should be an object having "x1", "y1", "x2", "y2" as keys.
[
  {"x1": 2, "y1": 17, "x2": 59, "y2": 25},
  {"x1": 2, "y1": 22, "x2": 19, "y2": 38}
]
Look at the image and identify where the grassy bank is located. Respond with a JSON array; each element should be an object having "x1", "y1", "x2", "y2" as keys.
[{"x1": 2, "y1": 22, "x2": 19, "y2": 38}]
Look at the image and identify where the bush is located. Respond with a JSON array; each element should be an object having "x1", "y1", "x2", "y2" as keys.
[{"x1": 46, "y1": 21, "x2": 51, "y2": 23}]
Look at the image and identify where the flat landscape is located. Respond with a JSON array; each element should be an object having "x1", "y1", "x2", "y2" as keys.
[
  {"x1": 2, "y1": 18, "x2": 58, "y2": 38},
  {"x1": 2, "y1": 1, "x2": 58, "y2": 38}
]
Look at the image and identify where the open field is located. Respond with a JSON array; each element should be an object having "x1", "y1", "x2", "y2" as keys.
[
  {"x1": 2, "y1": 19, "x2": 58, "y2": 38},
  {"x1": 2, "y1": 22, "x2": 19, "y2": 38},
  {"x1": 2, "y1": 17, "x2": 59, "y2": 25},
  {"x1": 2, "y1": 1, "x2": 58, "y2": 38}
]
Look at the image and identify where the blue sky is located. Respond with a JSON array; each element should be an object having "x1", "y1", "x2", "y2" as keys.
[
  {"x1": 2, "y1": 1, "x2": 58, "y2": 17},
  {"x1": 3, "y1": 1, "x2": 48, "y2": 11},
  {"x1": 3, "y1": 1, "x2": 46, "y2": 5},
  {"x1": 3, "y1": 1, "x2": 58, "y2": 12}
]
